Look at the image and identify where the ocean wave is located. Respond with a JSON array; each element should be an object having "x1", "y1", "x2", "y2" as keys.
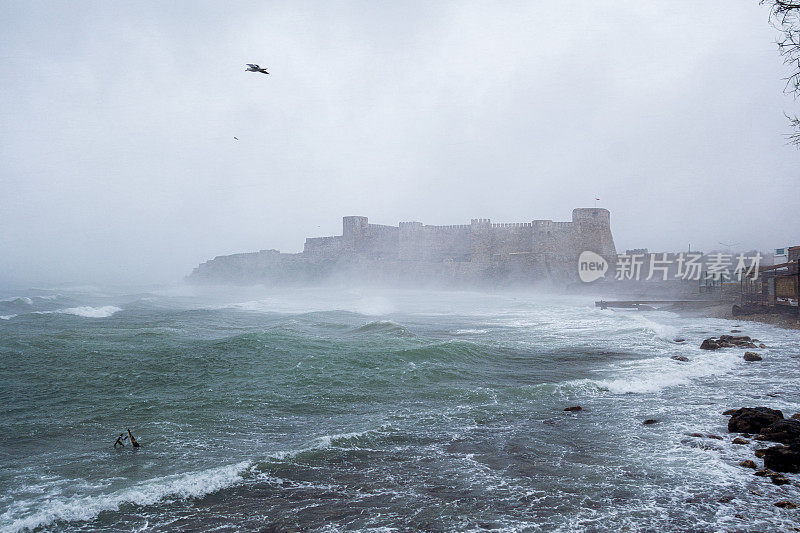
[
  {"x1": 1, "y1": 461, "x2": 251, "y2": 533},
  {"x1": 349, "y1": 320, "x2": 412, "y2": 336},
  {"x1": 53, "y1": 306, "x2": 122, "y2": 318},
  {"x1": 0, "y1": 315, "x2": 16, "y2": 320}
]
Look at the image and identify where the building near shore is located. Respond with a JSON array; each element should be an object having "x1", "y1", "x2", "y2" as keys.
[{"x1": 188, "y1": 208, "x2": 617, "y2": 286}]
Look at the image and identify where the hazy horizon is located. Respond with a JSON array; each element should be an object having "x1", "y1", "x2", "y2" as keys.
[{"x1": 1, "y1": 1, "x2": 798, "y2": 287}]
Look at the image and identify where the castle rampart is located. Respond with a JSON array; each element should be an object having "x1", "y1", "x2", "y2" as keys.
[{"x1": 189, "y1": 208, "x2": 616, "y2": 285}]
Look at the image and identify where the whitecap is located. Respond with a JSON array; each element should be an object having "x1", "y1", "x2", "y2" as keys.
[
  {"x1": 1, "y1": 461, "x2": 251, "y2": 533},
  {"x1": 53, "y1": 306, "x2": 122, "y2": 318}
]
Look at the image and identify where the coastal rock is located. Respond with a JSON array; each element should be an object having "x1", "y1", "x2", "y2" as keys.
[
  {"x1": 723, "y1": 409, "x2": 738, "y2": 416},
  {"x1": 730, "y1": 329, "x2": 741, "y2": 333},
  {"x1": 756, "y1": 419, "x2": 800, "y2": 443},
  {"x1": 732, "y1": 437, "x2": 749, "y2": 445},
  {"x1": 671, "y1": 355, "x2": 689, "y2": 362},
  {"x1": 755, "y1": 448, "x2": 769, "y2": 458},
  {"x1": 688, "y1": 432, "x2": 705, "y2": 438},
  {"x1": 700, "y1": 338, "x2": 720, "y2": 350},
  {"x1": 791, "y1": 413, "x2": 800, "y2": 420},
  {"x1": 643, "y1": 419, "x2": 659, "y2": 425},
  {"x1": 563, "y1": 406, "x2": 582, "y2": 412},
  {"x1": 706, "y1": 434, "x2": 723, "y2": 440},
  {"x1": 763, "y1": 444, "x2": 800, "y2": 473},
  {"x1": 674, "y1": 338, "x2": 686, "y2": 343},
  {"x1": 759, "y1": 343, "x2": 767, "y2": 349},
  {"x1": 727, "y1": 407, "x2": 784, "y2": 434},
  {"x1": 770, "y1": 473, "x2": 790, "y2": 485},
  {"x1": 775, "y1": 500, "x2": 799, "y2": 509},
  {"x1": 754, "y1": 469, "x2": 773, "y2": 477},
  {"x1": 739, "y1": 460, "x2": 757, "y2": 469},
  {"x1": 743, "y1": 352, "x2": 762, "y2": 362}
]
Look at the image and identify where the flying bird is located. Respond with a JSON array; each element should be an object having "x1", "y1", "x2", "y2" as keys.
[
  {"x1": 234, "y1": 137, "x2": 239, "y2": 140},
  {"x1": 245, "y1": 64, "x2": 269, "y2": 74}
]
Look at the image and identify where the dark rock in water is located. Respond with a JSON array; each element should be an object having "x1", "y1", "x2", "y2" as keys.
[
  {"x1": 757, "y1": 419, "x2": 800, "y2": 443},
  {"x1": 727, "y1": 407, "x2": 784, "y2": 433},
  {"x1": 671, "y1": 355, "x2": 689, "y2": 362},
  {"x1": 775, "y1": 500, "x2": 799, "y2": 509},
  {"x1": 754, "y1": 468, "x2": 773, "y2": 477},
  {"x1": 643, "y1": 419, "x2": 659, "y2": 425},
  {"x1": 759, "y1": 343, "x2": 767, "y2": 349},
  {"x1": 743, "y1": 352, "x2": 762, "y2": 362},
  {"x1": 718, "y1": 495, "x2": 734, "y2": 503},
  {"x1": 706, "y1": 434, "x2": 723, "y2": 440},
  {"x1": 700, "y1": 338, "x2": 720, "y2": 350},
  {"x1": 674, "y1": 338, "x2": 686, "y2": 343},
  {"x1": 732, "y1": 437, "x2": 749, "y2": 445},
  {"x1": 730, "y1": 329, "x2": 741, "y2": 333},
  {"x1": 791, "y1": 413, "x2": 800, "y2": 420},
  {"x1": 718, "y1": 341, "x2": 735, "y2": 348},
  {"x1": 755, "y1": 448, "x2": 769, "y2": 458},
  {"x1": 739, "y1": 460, "x2": 757, "y2": 469},
  {"x1": 723, "y1": 409, "x2": 738, "y2": 416},
  {"x1": 720, "y1": 334, "x2": 752, "y2": 343},
  {"x1": 563, "y1": 406, "x2": 582, "y2": 412},
  {"x1": 688, "y1": 432, "x2": 705, "y2": 438},
  {"x1": 770, "y1": 473, "x2": 790, "y2": 485},
  {"x1": 763, "y1": 444, "x2": 800, "y2": 473}
]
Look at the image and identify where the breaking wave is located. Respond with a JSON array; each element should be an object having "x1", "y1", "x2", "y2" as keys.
[
  {"x1": 53, "y1": 306, "x2": 122, "y2": 318},
  {"x1": 1, "y1": 461, "x2": 251, "y2": 533}
]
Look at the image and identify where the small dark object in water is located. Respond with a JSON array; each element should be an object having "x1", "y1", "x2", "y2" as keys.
[
  {"x1": 739, "y1": 460, "x2": 757, "y2": 469},
  {"x1": 753, "y1": 468, "x2": 773, "y2": 477},
  {"x1": 671, "y1": 355, "x2": 689, "y2": 362},
  {"x1": 643, "y1": 419, "x2": 659, "y2": 425},
  {"x1": 706, "y1": 434, "x2": 723, "y2": 440},
  {"x1": 743, "y1": 352, "x2": 762, "y2": 362},
  {"x1": 564, "y1": 406, "x2": 582, "y2": 412},
  {"x1": 723, "y1": 409, "x2": 737, "y2": 416},
  {"x1": 727, "y1": 407, "x2": 784, "y2": 434},
  {"x1": 755, "y1": 448, "x2": 769, "y2": 458},
  {"x1": 770, "y1": 473, "x2": 790, "y2": 485},
  {"x1": 775, "y1": 500, "x2": 799, "y2": 509},
  {"x1": 674, "y1": 338, "x2": 686, "y2": 343},
  {"x1": 730, "y1": 329, "x2": 741, "y2": 333},
  {"x1": 688, "y1": 432, "x2": 705, "y2": 438},
  {"x1": 732, "y1": 437, "x2": 749, "y2": 445}
]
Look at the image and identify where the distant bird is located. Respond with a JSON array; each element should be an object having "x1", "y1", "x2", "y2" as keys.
[
  {"x1": 245, "y1": 64, "x2": 269, "y2": 74},
  {"x1": 233, "y1": 137, "x2": 239, "y2": 140}
]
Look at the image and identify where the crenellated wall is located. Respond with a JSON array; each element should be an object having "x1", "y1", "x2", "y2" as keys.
[{"x1": 189, "y1": 209, "x2": 617, "y2": 285}]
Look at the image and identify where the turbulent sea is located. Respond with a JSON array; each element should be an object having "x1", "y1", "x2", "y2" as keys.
[{"x1": 1, "y1": 286, "x2": 799, "y2": 532}]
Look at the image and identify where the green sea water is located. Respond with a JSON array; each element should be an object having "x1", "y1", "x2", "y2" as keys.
[{"x1": 1, "y1": 286, "x2": 799, "y2": 532}]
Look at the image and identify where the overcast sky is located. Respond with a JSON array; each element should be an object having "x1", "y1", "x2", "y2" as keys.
[{"x1": 1, "y1": 1, "x2": 797, "y2": 286}]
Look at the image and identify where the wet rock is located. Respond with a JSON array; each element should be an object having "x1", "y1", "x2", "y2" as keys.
[
  {"x1": 791, "y1": 413, "x2": 800, "y2": 420},
  {"x1": 757, "y1": 419, "x2": 800, "y2": 443},
  {"x1": 755, "y1": 448, "x2": 769, "y2": 458},
  {"x1": 706, "y1": 434, "x2": 723, "y2": 440},
  {"x1": 763, "y1": 444, "x2": 800, "y2": 473},
  {"x1": 743, "y1": 352, "x2": 762, "y2": 362},
  {"x1": 700, "y1": 338, "x2": 721, "y2": 350},
  {"x1": 643, "y1": 419, "x2": 659, "y2": 425},
  {"x1": 671, "y1": 355, "x2": 689, "y2": 362},
  {"x1": 730, "y1": 329, "x2": 741, "y2": 333},
  {"x1": 739, "y1": 460, "x2": 757, "y2": 469},
  {"x1": 775, "y1": 500, "x2": 799, "y2": 509},
  {"x1": 674, "y1": 338, "x2": 686, "y2": 343},
  {"x1": 727, "y1": 407, "x2": 784, "y2": 433},
  {"x1": 754, "y1": 468, "x2": 773, "y2": 477},
  {"x1": 732, "y1": 437, "x2": 749, "y2": 445},
  {"x1": 718, "y1": 495, "x2": 734, "y2": 503},
  {"x1": 759, "y1": 343, "x2": 767, "y2": 349},
  {"x1": 688, "y1": 432, "x2": 705, "y2": 438},
  {"x1": 563, "y1": 406, "x2": 582, "y2": 412},
  {"x1": 723, "y1": 409, "x2": 738, "y2": 416},
  {"x1": 770, "y1": 473, "x2": 790, "y2": 485}
]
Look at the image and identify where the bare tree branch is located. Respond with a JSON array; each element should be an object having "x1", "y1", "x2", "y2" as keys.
[{"x1": 763, "y1": 0, "x2": 800, "y2": 145}]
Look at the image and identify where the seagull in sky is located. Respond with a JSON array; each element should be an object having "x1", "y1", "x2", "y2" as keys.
[{"x1": 245, "y1": 64, "x2": 269, "y2": 74}]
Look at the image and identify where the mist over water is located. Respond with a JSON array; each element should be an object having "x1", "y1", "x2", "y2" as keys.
[{"x1": 2, "y1": 285, "x2": 799, "y2": 532}]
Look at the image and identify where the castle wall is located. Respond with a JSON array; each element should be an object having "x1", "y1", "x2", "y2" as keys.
[{"x1": 189, "y1": 208, "x2": 617, "y2": 285}]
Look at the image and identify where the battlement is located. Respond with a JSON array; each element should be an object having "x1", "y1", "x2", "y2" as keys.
[{"x1": 190, "y1": 208, "x2": 617, "y2": 285}]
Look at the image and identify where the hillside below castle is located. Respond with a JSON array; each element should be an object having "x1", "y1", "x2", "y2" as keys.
[{"x1": 188, "y1": 208, "x2": 617, "y2": 286}]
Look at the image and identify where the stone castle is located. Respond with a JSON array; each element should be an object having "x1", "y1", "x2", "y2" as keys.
[{"x1": 188, "y1": 208, "x2": 617, "y2": 285}]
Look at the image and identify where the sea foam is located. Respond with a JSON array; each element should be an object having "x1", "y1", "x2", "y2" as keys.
[
  {"x1": 1, "y1": 461, "x2": 250, "y2": 533},
  {"x1": 53, "y1": 306, "x2": 122, "y2": 318}
]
